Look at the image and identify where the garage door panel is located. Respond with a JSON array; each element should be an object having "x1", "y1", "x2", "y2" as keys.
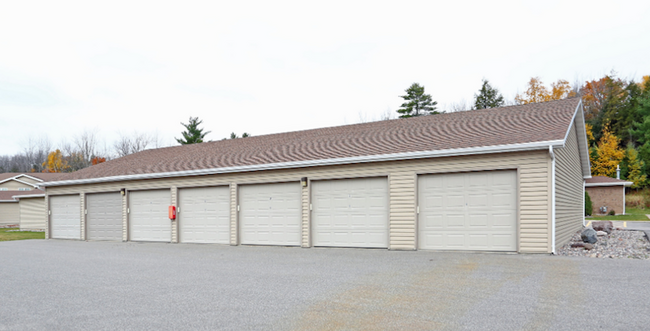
[
  {"x1": 313, "y1": 177, "x2": 388, "y2": 248},
  {"x1": 240, "y1": 182, "x2": 301, "y2": 246},
  {"x1": 87, "y1": 192, "x2": 123, "y2": 241},
  {"x1": 419, "y1": 171, "x2": 517, "y2": 251},
  {"x1": 50, "y1": 195, "x2": 81, "y2": 239},
  {"x1": 129, "y1": 190, "x2": 171, "y2": 242},
  {"x1": 179, "y1": 187, "x2": 230, "y2": 244}
]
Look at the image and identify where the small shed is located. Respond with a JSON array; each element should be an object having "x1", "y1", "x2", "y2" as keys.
[{"x1": 585, "y1": 176, "x2": 633, "y2": 215}]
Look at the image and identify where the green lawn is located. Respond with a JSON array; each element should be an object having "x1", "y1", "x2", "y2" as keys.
[
  {"x1": 0, "y1": 228, "x2": 45, "y2": 241},
  {"x1": 587, "y1": 207, "x2": 650, "y2": 221}
]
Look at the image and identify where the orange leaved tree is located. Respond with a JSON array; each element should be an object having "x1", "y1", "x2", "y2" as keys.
[
  {"x1": 591, "y1": 126, "x2": 624, "y2": 177},
  {"x1": 42, "y1": 149, "x2": 70, "y2": 173}
]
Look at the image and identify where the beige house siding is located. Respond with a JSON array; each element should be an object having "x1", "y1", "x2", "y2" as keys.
[
  {"x1": 0, "y1": 202, "x2": 20, "y2": 225},
  {"x1": 45, "y1": 150, "x2": 551, "y2": 253},
  {"x1": 19, "y1": 197, "x2": 46, "y2": 230},
  {"x1": 554, "y1": 124, "x2": 585, "y2": 250},
  {"x1": 229, "y1": 183, "x2": 237, "y2": 245},
  {"x1": 0, "y1": 180, "x2": 34, "y2": 190},
  {"x1": 171, "y1": 186, "x2": 178, "y2": 243},
  {"x1": 19, "y1": 176, "x2": 40, "y2": 185},
  {"x1": 586, "y1": 186, "x2": 625, "y2": 216}
]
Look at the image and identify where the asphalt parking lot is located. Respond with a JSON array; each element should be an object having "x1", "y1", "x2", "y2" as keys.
[{"x1": 1, "y1": 240, "x2": 649, "y2": 330}]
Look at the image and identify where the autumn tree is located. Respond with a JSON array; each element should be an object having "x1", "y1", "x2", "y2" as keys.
[
  {"x1": 91, "y1": 157, "x2": 106, "y2": 165},
  {"x1": 591, "y1": 126, "x2": 625, "y2": 177},
  {"x1": 176, "y1": 117, "x2": 211, "y2": 144},
  {"x1": 42, "y1": 149, "x2": 70, "y2": 173},
  {"x1": 624, "y1": 144, "x2": 646, "y2": 188},
  {"x1": 515, "y1": 77, "x2": 575, "y2": 105},
  {"x1": 473, "y1": 79, "x2": 504, "y2": 109},
  {"x1": 397, "y1": 83, "x2": 439, "y2": 118},
  {"x1": 515, "y1": 77, "x2": 550, "y2": 105}
]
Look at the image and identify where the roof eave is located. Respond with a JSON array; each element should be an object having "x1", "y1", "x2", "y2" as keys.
[
  {"x1": 43, "y1": 139, "x2": 564, "y2": 187},
  {"x1": 585, "y1": 182, "x2": 633, "y2": 187},
  {"x1": 12, "y1": 194, "x2": 46, "y2": 199}
]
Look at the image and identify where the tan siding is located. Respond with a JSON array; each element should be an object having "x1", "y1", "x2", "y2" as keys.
[
  {"x1": 44, "y1": 195, "x2": 49, "y2": 239},
  {"x1": 19, "y1": 197, "x2": 46, "y2": 230},
  {"x1": 46, "y1": 150, "x2": 551, "y2": 252},
  {"x1": 0, "y1": 180, "x2": 34, "y2": 190},
  {"x1": 0, "y1": 202, "x2": 20, "y2": 225},
  {"x1": 555, "y1": 124, "x2": 584, "y2": 250},
  {"x1": 171, "y1": 186, "x2": 178, "y2": 243},
  {"x1": 122, "y1": 191, "x2": 127, "y2": 241},
  {"x1": 301, "y1": 183, "x2": 309, "y2": 247},
  {"x1": 18, "y1": 176, "x2": 40, "y2": 185},
  {"x1": 80, "y1": 193, "x2": 86, "y2": 240},
  {"x1": 230, "y1": 183, "x2": 237, "y2": 245},
  {"x1": 390, "y1": 171, "x2": 416, "y2": 250}
]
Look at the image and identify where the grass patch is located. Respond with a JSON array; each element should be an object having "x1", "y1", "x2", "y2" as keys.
[
  {"x1": 587, "y1": 207, "x2": 650, "y2": 221},
  {"x1": 0, "y1": 228, "x2": 45, "y2": 241}
]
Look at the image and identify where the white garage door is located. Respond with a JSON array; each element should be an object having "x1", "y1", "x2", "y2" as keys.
[
  {"x1": 239, "y1": 182, "x2": 301, "y2": 246},
  {"x1": 87, "y1": 192, "x2": 123, "y2": 241},
  {"x1": 418, "y1": 170, "x2": 517, "y2": 251},
  {"x1": 312, "y1": 177, "x2": 388, "y2": 248},
  {"x1": 179, "y1": 186, "x2": 230, "y2": 244},
  {"x1": 129, "y1": 190, "x2": 171, "y2": 242},
  {"x1": 50, "y1": 195, "x2": 81, "y2": 239}
]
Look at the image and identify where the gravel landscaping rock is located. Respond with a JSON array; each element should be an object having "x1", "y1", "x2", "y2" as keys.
[
  {"x1": 557, "y1": 229, "x2": 650, "y2": 259},
  {"x1": 592, "y1": 221, "x2": 613, "y2": 233},
  {"x1": 581, "y1": 228, "x2": 598, "y2": 243}
]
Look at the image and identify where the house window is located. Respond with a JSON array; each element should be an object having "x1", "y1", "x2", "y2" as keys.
[
  {"x1": 0, "y1": 188, "x2": 7, "y2": 191},
  {"x1": 18, "y1": 188, "x2": 32, "y2": 191}
]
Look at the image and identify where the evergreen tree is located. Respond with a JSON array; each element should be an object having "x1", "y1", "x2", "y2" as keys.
[
  {"x1": 176, "y1": 117, "x2": 211, "y2": 144},
  {"x1": 397, "y1": 83, "x2": 439, "y2": 118},
  {"x1": 474, "y1": 79, "x2": 505, "y2": 109},
  {"x1": 625, "y1": 143, "x2": 646, "y2": 188}
]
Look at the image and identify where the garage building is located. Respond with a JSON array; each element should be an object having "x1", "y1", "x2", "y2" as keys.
[{"x1": 42, "y1": 99, "x2": 591, "y2": 253}]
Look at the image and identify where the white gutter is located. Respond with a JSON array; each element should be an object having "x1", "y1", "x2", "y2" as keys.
[
  {"x1": 585, "y1": 182, "x2": 633, "y2": 187},
  {"x1": 549, "y1": 145, "x2": 556, "y2": 254},
  {"x1": 43, "y1": 139, "x2": 565, "y2": 187},
  {"x1": 12, "y1": 193, "x2": 45, "y2": 199}
]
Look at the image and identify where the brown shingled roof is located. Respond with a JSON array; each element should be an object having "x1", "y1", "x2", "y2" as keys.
[
  {"x1": 0, "y1": 189, "x2": 44, "y2": 201},
  {"x1": 53, "y1": 98, "x2": 581, "y2": 181}
]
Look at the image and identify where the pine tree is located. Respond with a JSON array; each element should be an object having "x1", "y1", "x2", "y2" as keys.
[
  {"x1": 625, "y1": 144, "x2": 646, "y2": 188},
  {"x1": 473, "y1": 79, "x2": 504, "y2": 109},
  {"x1": 176, "y1": 117, "x2": 211, "y2": 144},
  {"x1": 591, "y1": 125, "x2": 625, "y2": 177},
  {"x1": 397, "y1": 83, "x2": 439, "y2": 118}
]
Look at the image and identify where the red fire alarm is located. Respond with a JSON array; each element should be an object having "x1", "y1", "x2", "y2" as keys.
[{"x1": 168, "y1": 206, "x2": 176, "y2": 220}]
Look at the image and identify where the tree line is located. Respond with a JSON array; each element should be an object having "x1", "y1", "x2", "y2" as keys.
[
  {"x1": 0, "y1": 118, "x2": 251, "y2": 173},
  {"x1": 395, "y1": 73, "x2": 650, "y2": 189}
]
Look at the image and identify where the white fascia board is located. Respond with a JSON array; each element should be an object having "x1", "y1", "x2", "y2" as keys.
[
  {"x1": 585, "y1": 182, "x2": 634, "y2": 187},
  {"x1": 0, "y1": 177, "x2": 39, "y2": 188},
  {"x1": 574, "y1": 100, "x2": 592, "y2": 178},
  {"x1": 14, "y1": 174, "x2": 44, "y2": 182},
  {"x1": 42, "y1": 139, "x2": 565, "y2": 187},
  {"x1": 12, "y1": 194, "x2": 46, "y2": 199}
]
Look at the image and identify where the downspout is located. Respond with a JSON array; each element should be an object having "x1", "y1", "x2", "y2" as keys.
[
  {"x1": 583, "y1": 180, "x2": 586, "y2": 226},
  {"x1": 549, "y1": 146, "x2": 556, "y2": 254}
]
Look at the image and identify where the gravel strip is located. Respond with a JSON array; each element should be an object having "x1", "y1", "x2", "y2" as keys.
[{"x1": 556, "y1": 229, "x2": 650, "y2": 259}]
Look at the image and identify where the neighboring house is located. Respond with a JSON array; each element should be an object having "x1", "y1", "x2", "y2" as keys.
[
  {"x1": 585, "y1": 176, "x2": 633, "y2": 215},
  {"x1": 0, "y1": 173, "x2": 59, "y2": 227},
  {"x1": 43, "y1": 98, "x2": 591, "y2": 254}
]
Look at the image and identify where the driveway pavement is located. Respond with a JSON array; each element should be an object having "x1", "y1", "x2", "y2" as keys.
[{"x1": 1, "y1": 240, "x2": 649, "y2": 330}]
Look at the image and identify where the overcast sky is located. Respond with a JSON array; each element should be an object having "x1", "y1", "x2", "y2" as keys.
[{"x1": 1, "y1": 0, "x2": 649, "y2": 155}]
